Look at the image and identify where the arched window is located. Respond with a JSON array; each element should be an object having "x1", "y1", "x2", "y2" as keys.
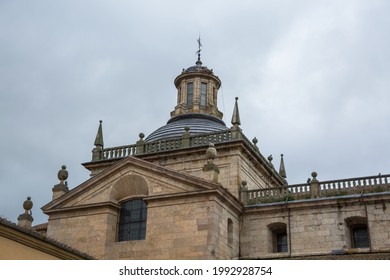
[
  {"x1": 187, "y1": 82, "x2": 193, "y2": 105},
  {"x1": 200, "y1": 82, "x2": 207, "y2": 106},
  {"x1": 118, "y1": 199, "x2": 147, "y2": 241}
]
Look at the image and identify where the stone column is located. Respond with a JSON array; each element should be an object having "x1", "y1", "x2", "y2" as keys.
[
  {"x1": 310, "y1": 172, "x2": 320, "y2": 199},
  {"x1": 136, "y1": 133, "x2": 145, "y2": 155}
]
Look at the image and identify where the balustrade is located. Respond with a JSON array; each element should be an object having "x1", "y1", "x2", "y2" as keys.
[
  {"x1": 95, "y1": 129, "x2": 234, "y2": 161},
  {"x1": 245, "y1": 174, "x2": 390, "y2": 205}
]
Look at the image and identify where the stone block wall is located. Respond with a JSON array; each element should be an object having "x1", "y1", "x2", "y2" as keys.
[
  {"x1": 144, "y1": 144, "x2": 277, "y2": 199},
  {"x1": 48, "y1": 192, "x2": 240, "y2": 260},
  {"x1": 240, "y1": 195, "x2": 390, "y2": 259},
  {"x1": 107, "y1": 194, "x2": 240, "y2": 260},
  {"x1": 46, "y1": 207, "x2": 118, "y2": 259}
]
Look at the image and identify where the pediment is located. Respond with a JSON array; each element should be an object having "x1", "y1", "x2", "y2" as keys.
[{"x1": 42, "y1": 156, "x2": 218, "y2": 212}]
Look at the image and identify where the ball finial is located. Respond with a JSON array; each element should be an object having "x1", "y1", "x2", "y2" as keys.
[
  {"x1": 252, "y1": 137, "x2": 258, "y2": 145},
  {"x1": 58, "y1": 165, "x2": 68, "y2": 182},
  {"x1": 205, "y1": 143, "x2": 217, "y2": 161},
  {"x1": 23, "y1": 196, "x2": 33, "y2": 212}
]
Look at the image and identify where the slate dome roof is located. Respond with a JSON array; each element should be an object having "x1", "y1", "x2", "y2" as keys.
[
  {"x1": 180, "y1": 58, "x2": 214, "y2": 75},
  {"x1": 184, "y1": 63, "x2": 212, "y2": 74},
  {"x1": 145, "y1": 114, "x2": 228, "y2": 142}
]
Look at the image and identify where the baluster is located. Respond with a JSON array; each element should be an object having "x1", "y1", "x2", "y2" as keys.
[
  {"x1": 373, "y1": 177, "x2": 377, "y2": 191},
  {"x1": 323, "y1": 183, "x2": 327, "y2": 194},
  {"x1": 347, "y1": 180, "x2": 352, "y2": 193},
  {"x1": 374, "y1": 177, "x2": 379, "y2": 189},
  {"x1": 354, "y1": 179, "x2": 359, "y2": 193},
  {"x1": 334, "y1": 181, "x2": 338, "y2": 195},
  {"x1": 295, "y1": 186, "x2": 300, "y2": 198}
]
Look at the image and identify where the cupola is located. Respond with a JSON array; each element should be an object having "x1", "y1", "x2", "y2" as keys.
[
  {"x1": 171, "y1": 55, "x2": 223, "y2": 119},
  {"x1": 145, "y1": 40, "x2": 228, "y2": 142}
]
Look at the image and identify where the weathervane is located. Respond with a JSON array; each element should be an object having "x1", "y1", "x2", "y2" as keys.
[{"x1": 196, "y1": 35, "x2": 202, "y2": 61}]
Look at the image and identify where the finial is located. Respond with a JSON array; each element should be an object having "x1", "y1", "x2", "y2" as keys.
[
  {"x1": 136, "y1": 132, "x2": 146, "y2": 155},
  {"x1": 94, "y1": 120, "x2": 104, "y2": 148},
  {"x1": 196, "y1": 35, "x2": 202, "y2": 65},
  {"x1": 58, "y1": 165, "x2": 68, "y2": 184},
  {"x1": 203, "y1": 143, "x2": 219, "y2": 182},
  {"x1": 279, "y1": 154, "x2": 287, "y2": 179},
  {"x1": 52, "y1": 165, "x2": 70, "y2": 200},
  {"x1": 18, "y1": 196, "x2": 34, "y2": 227},
  {"x1": 231, "y1": 97, "x2": 241, "y2": 126},
  {"x1": 205, "y1": 143, "x2": 217, "y2": 162},
  {"x1": 23, "y1": 196, "x2": 33, "y2": 214}
]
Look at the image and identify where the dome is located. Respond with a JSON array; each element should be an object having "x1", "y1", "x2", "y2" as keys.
[
  {"x1": 145, "y1": 114, "x2": 228, "y2": 142},
  {"x1": 184, "y1": 60, "x2": 213, "y2": 74}
]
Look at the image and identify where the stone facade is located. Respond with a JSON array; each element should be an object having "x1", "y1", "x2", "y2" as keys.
[
  {"x1": 43, "y1": 156, "x2": 242, "y2": 259},
  {"x1": 139, "y1": 142, "x2": 284, "y2": 199},
  {"x1": 241, "y1": 194, "x2": 390, "y2": 259},
  {"x1": 38, "y1": 54, "x2": 390, "y2": 260}
]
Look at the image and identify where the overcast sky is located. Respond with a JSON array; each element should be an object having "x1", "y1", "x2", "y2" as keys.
[{"x1": 1, "y1": 0, "x2": 390, "y2": 225}]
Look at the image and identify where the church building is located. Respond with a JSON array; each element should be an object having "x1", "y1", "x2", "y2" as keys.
[{"x1": 7, "y1": 48, "x2": 390, "y2": 260}]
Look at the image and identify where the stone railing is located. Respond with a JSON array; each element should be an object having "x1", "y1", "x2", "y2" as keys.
[
  {"x1": 92, "y1": 129, "x2": 235, "y2": 161},
  {"x1": 245, "y1": 183, "x2": 311, "y2": 204},
  {"x1": 92, "y1": 128, "x2": 281, "y2": 178},
  {"x1": 243, "y1": 173, "x2": 390, "y2": 205},
  {"x1": 319, "y1": 174, "x2": 390, "y2": 196},
  {"x1": 100, "y1": 144, "x2": 137, "y2": 160}
]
